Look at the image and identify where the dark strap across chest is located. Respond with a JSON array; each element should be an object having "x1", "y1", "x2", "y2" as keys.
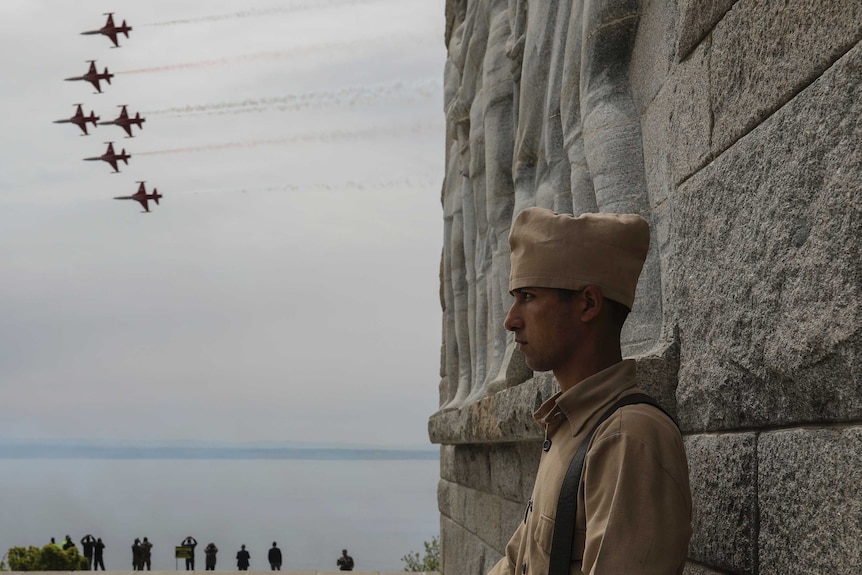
[{"x1": 547, "y1": 393, "x2": 677, "y2": 575}]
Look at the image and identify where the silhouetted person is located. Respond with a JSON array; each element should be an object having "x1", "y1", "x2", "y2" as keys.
[
  {"x1": 140, "y1": 537, "x2": 153, "y2": 570},
  {"x1": 236, "y1": 544, "x2": 250, "y2": 571},
  {"x1": 50, "y1": 537, "x2": 60, "y2": 548},
  {"x1": 132, "y1": 538, "x2": 143, "y2": 570},
  {"x1": 182, "y1": 536, "x2": 198, "y2": 571},
  {"x1": 63, "y1": 535, "x2": 75, "y2": 551},
  {"x1": 204, "y1": 542, "x2": 218, "y2": 571},
  {"x1": 81, "y1": 534, "x2": 96, "y2": 569},
  {"x1": 93, "y1": 538, "x2": 106, "y2": 571},
  {"x1": 336, "y1": 549, "x2": 354, "y2": 571},
  {"x1": 268, "y1": 542, "x2": 282, "y2": 571}
]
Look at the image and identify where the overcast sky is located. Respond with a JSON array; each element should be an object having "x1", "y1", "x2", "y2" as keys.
[{"x1": 0, "y1": 0, "x2": 446, "y2": 447}]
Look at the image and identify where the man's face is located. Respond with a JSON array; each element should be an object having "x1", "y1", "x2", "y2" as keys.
[{"x1": 504, "y1": 287, "x2": 582, "y2": 374}]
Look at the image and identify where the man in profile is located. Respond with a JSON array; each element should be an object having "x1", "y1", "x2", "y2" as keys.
[
  {"x1": 336, "y1": 549, "x2": 354, "y2": 571},
  {"x1": 488, "y1": 208, "x2": 692, "y2": 574},
  {"x1": 268, "y1": 542, "x2": 282, "y2": 570}
]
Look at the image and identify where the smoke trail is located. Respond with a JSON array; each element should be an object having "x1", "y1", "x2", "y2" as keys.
[
  {"x1": 116, "y1": 34, "x2": 437, "y2": 75},
  {"x1": 174, "y1": 176, "x2": 440, "y2": 195},
  {"x1": 136, "y1": 122, "x2": 440, "y2": 156},
  {"x1": 143, "y1": 0, "x2": 384, "y2": 27},
  {"x1": 145, "y1": 78, "x2": 443, "y2": 117}
]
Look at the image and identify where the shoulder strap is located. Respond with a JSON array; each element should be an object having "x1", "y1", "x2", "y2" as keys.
[{"x1": 547, "y1": 393, "x2": 677, "y2": 575}]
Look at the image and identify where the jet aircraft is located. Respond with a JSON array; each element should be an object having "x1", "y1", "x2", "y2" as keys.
[
  {"x1": 84, "y1": 142, "x2": 130, "y2": 173},
  {"x1": 53, "y1": 104, "x2": 100, "y2": 135},
  {"x1": 99, "y1": 105, "x2": 145, "y2": 138},
  {"x1": 115, "y1": 181, "x2": 162, "y2": 213},
  {"x1": 65, "y1": 60, "x2": 113, "y2": 93},
  {"x1": 81, "y1": 13, "x2": 132, "y2": 47}
]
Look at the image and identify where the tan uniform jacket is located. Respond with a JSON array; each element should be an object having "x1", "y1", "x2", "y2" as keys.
[{"x1": 488, "y1": 360, "x2": 692, "y2": 575}]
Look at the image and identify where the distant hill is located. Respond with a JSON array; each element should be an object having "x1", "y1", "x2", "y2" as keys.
[{"x1": 0, "y1": 442, "x2": 439, "y2": 460}]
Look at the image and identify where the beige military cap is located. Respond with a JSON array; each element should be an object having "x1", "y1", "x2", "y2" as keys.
[{"x1": 508, "y1": 207, "x2": 650, "y2": 309}]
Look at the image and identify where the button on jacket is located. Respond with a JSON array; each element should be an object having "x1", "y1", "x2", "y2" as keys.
[{"x1": 488, "y1": 360, "x2": 692, "y2": 575}]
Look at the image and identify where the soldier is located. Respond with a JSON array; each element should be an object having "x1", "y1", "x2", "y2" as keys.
[
  {"x1": 140, "y1": 537, "x2": 153, "y2": 571},
  {"x1": 488, "y1": 208, "x2": 692, "y2": 574},
  {"x1": 93, "y1": 538, "x2": 106, "y2": 571},
  {"x1": 81, "y1": 534, "x2": 96, "y2": 569},
  {"x1": 236, "y1": 544, "x2": 250, "y2": 571},
  {"x1": 268, "y1": 542, "x2": 282, "y2": 571},
  {"x1": 336, "y1": 549, "x2": 354, "y2": 571},
  {"x1": 181, "y1": 536, "x2": 197, "y2": 571},
  {"x1": 131, "y1": 538, "x2": 142, "y2": 571},
  {"x1": 204, "y1": 542, "x2": 218, "y2": 571}
]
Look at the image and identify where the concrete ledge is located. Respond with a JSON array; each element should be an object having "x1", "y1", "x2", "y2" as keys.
[
  {"x1": 430, "y1": 350, "x2": 681, "y2": 444},
  {"x1": 1, "y1": 572, "x2": 439, "y2": 575}
]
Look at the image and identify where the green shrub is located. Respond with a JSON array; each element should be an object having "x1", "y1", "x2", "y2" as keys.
[
  {"x1": 401, "y1": 536, "x2": 440, "y2": 572},
  {"x1": 6, "y1": 545, "x2": 88, "y2": 571}
]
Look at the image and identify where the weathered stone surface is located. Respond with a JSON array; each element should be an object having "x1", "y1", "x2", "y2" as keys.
[
  {"x1": 497, "y1": 498, "x2": 525, "y2": 552},
  {"x1": 449, "y1": 444, "x2": 492, "y2": 491},
  {"x1": 673, "y1": 41, "x2": 862, "y2": 431},
  {"x1": 429, "y1": 373, "x2": 556, "y2": 444},
  {"x1": 439, "y1": 479, "x2": 520, "y2": 555},
  {"x1": 641, "y1": 37, "x2": 711, "y2": 202},
  {"x1": 685, "y1": 433, "x2": 758, "y2": 574},
  {"x1": 759, "y1": 427, "x2": 862, "y2": 575},
  {"x1": 630, "y1": 0, "x2": 677, "y2": 111},
  {"x1": 434, "y1": 3, "x2": 862, "y2": 575},
  {"x1": 441, "y1": 515, "x2": 498, "y2": 575},
  {"x1": 633, "y1": 342, "x2": 680, "y2": 421},
  {"x1": 488, "y1": 441, "x2": 540, "y2": 503},
  {"x1": 683, "y1": 563, "x2": 735, "y2": 575},
  {"x1": 710, "y1": 0, "x2": 862, "y2": 154},
  {"x1": 676, "y1": 0, "x2": 734, "y2": 60},
  {"x1": 431, "y1": 354, "x2": 680, "y2": 443}
]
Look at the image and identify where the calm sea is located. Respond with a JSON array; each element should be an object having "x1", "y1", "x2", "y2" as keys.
[{"x1": 0, "y1": 458, "x2": 440, "y2": 571}]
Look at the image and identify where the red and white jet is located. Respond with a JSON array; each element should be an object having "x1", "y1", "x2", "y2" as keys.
[
  {"x1": 65, "y1": 60, "x2": 113, "y2": 93},
  {"x1": 115, "y1": 182, "x2": 162, "y2": 213},
  {"x1": 53, "y1": 104, "x2": 100, "y2": 136},
  {"x1": 84, "y1": 142, "x2": 130, "y2": 173},
  {"x1": 81, "y1": 13, "x2": 132, "y2": 48},
  {"x1": 99, "y1": 105, "x2": 145, "y2": 138}
]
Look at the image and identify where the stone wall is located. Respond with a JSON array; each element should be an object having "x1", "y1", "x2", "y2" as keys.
[{"x1": 429, "y1": 1, "x2": 862, "y2": 574}]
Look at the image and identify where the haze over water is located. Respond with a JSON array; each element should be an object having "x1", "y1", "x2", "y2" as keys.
[{"x1": 0, "y1": 457, "x2": 439, "y2": 572}]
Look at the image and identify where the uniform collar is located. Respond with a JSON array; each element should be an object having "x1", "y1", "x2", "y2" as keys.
[{"x1": 533, "y1": 359, "x2": 638, "y2": 437}]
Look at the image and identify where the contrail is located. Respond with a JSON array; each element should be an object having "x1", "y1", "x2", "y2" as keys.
[
  {"x1": 142, "y1": 0, "x2": 386, "y2": 27},
  {"x1": 145, "y1": 78, "x2": 443, "y2": 117},
  {"x1": 116, "y1": 34, "x2": 437, "y2": 75},
  {"x1": 175, "y1": 177, "x2": 440, "y2": 195},
  {"x1": 136, "y1": 122, "x2": 440, "y2": 156}
]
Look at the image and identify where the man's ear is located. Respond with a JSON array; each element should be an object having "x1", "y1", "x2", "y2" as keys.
[{"x1": 580, "y1": 285, "x2": 604, "y2": 323}]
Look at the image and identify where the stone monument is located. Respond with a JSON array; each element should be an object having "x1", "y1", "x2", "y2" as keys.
[{"x1": 430, "y1": 0, "x2": 862, "y2": 573}]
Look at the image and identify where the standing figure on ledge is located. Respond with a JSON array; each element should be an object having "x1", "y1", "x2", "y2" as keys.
[
  {"x1": 204, "y1": 542, "x2": 218, "y2": 571},
  {"x1": 81, "y1": 534, "x2": 95, "y2": 570},
  {"x1": 236, "y1": 544, "x2": 250, "y2": 571},
  {"x1": 336, "y1": 548, "x2": 354, "y2": 571},
  {"x1": 93, "y1": 537, "x2": 105, "y2": 571},
  {"x1": 140, "y1": 537, "x2": 152, "y2": 571},
  {"x1": 488, "y1": 208, "x2": 691, "y2": 574},
  {"x1": 131, "y1": 538, "x2": 142, "y2": 571},
  {"x1": 181, "y1": 536, "x2": 197, "y2": 571},
  {"x1": 268, "y1": 542, "x2": 282, "y2": 571}
]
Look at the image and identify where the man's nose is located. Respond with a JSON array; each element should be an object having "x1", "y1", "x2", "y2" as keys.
[{"x1": 504, "y1": 304, "x2": 520, "y2": 331}]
